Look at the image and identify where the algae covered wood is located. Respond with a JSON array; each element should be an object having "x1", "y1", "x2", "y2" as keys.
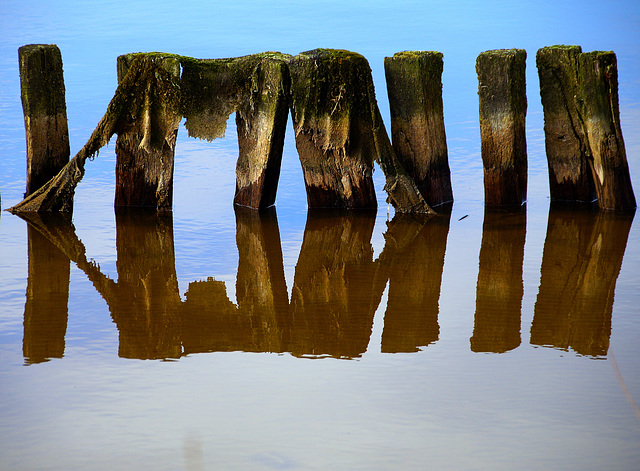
[
  {"x1": 18, "y1": 44, "x2": 70, "y2": 198},
  {"x1": 9, "y1": 54, "x2": 176, "y2": 213},
  {"x1": 115, "y1": 54, "x2": 182, "y2": 210},
  {"x1": 476, "y1": 49, "x2": 528, "y2": 207},
  {"x1": 180, "y1": 52, "x2": 292, "y2": 209},
  {"x1": 384, "y1": 51, "x2": 453, "y2": 207},
  {"x1": 536, "y1": 46, "x2": 594, "y2": 203},
  {"x1": 289, "y1": 48, "x2": 433, "y2": 213},
  {"x1": 537, "y1": 46, "x2": 636, "y2": 210}
]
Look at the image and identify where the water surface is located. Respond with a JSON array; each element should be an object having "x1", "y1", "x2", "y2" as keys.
[{"x1": 1, "y1": 1, "x2": 640, "y2": 469}]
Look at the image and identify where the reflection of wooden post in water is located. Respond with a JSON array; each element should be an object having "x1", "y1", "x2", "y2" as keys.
[
  {"x1": 181, "y1": 207, "x2": 289, "y2": 354},
  {"x1": 115, "y1": 55, "x2": 182, "y2": 210},
  {"x1": 23, "y1": 214, "x2": 71, "y2": 364},
  {"x1": 530, "y1": 208, "x2": 634, "y2": 357},
  {"x1": 289, "y1": 210, "x2": 381, "y2": 358},
  {"x1": 379, "y1": 214, "x2": 450, "y2": 353},
  {"x1": 471, "y1": 208, "x2": 526, "y2": 353},
  {"x1": 235, "y1": 207, "x2": 289, "y2": 352},
  {"x1": 111, "y1": 209, "x2": 182, "y2": 359},
  {"x1": 476, "y1": 49, "x2": 527, "y2": 207}
]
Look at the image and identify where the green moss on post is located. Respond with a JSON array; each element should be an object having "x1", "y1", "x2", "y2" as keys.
[
  {"x1": 180, "y1": 52, "x2": 292, "y2": 209},
  {"x1": 18, "y1": 44, "x2": 70, "y2": 198},
  {"x1": 384, "y1": 51, "x2": 453, "y2": 207},
  {"x1": 579, "y1": 51, "x2": 635, "y2": 210},
  {"x1": 476, "y1": 49, "x2": 528, "y2": 207},
  {"x1": 289, "y1": 48, "x2": 433, "y2": 213},
  {"x1": 537, "y1": 46, "x2": 595, "y2": 203},
  {"x1": 115, "y1": 54, "x2": 181, "y2": 211},
  {"x1": 537, "y1": 46, "x2": 635, "y2": 210}
]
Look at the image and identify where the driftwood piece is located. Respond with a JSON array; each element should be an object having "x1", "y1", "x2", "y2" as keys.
[
  {"x1": 537, "y1": 46, "x2": 636, "y2": 210},
  {"x1": 289, "y1": 48, "x2": 434, "y2": 213},
  {"x1": 384, "y1": 51, "x2": 453, "y2": 207},
  {"x1": 18, "y1": 44, "x2": 70, "y2": 198},
  {"x1": 476, "y1": 49, "x2": 528, "y2": 207}
]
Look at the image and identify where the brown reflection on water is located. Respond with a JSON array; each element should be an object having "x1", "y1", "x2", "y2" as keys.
[
  {"x1": 378, "y1": 214, "x2": 450, "y2": 353},
  {"x1": 23, "y1": 214, "x2": 71, "y2": 364},
  {"x1": 288, "y1": 210, "x2": 383, "y2": 358},
  {"x1": 109, "y1": 210, "x2": 182, "y2": 360},
  {"x1": 471, "y1": 207, "x2": 526, "y2": 353},
  {"x1": 17, "y1": 202, "x2": 634, "y2": 362},
  {"x1": 530, "y1": 206, "x2": 635, "y2": 358},
  {"x1": 181, "y1": 207, "x2": 289, "y2": 354}
]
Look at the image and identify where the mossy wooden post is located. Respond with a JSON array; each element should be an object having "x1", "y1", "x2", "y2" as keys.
[
  {"x1": 18, "y1": 44, "x2": 70, "y2": 198},
  {"x1": 476, "y1": 49, "x2": 527, "y2": 207},
  {"x1": 180, "y1": 53, "x2": 291, "y2": 210},
  {"x1": 536, "y1": 46, "x2": 594, "y2": 203},
  {"x1": 234, "y1": 57, "x2": 290, "y2": 208},
  {"x1": 289, "y1": 49, "x2": 377, "y2": 209},
  {"x1": 384, "y1": 51, "x2": 453, "y2": 207},
  {"x1": 115, "y1": 54, "x2": 181, "y2": 211},
  {"x1": 289, "y1": 49, "x2": 433, "y2": 213},
  {"x1": 537, "y1": 46, "x2": 635, "y2": 210}
]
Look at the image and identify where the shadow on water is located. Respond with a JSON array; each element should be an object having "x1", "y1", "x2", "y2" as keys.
[{"x1": 16, "y1": 203, "x2": 635, "y2": 362}]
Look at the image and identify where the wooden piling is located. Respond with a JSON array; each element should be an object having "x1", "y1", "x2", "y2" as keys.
[
  {"x1": 234, "y1": 58, "x2": 290, "y2": 209},
  {"x1": 18, "y1": 44, "x2": 70, "y2": 198},
  {"x1": 476, "y1": 49, "x2": 527, "y2": 207},
  {"x1": 384, "y1": 51, "x2": 453, "y2": 207},
  {"x1": 289, "y1": 49, "x2": 433, "y2": 213},
  {"x1": 537, "y1": 46, "x2": 636, "y2": 210},
  {"x1": 115, "y1": 54, "x2": 182, "y2": 211}
]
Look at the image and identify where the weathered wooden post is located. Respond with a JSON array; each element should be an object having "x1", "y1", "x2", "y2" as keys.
[
  {"x1": 18, "y1": 44, "x2": 70, "y2": 197},
  {"x1": 537, "y1": 46, "x2": 636, "y2": 210},
  {"x1": 180, "y1": 53, "x2": 292, "y2": 210},
  {"x1": 384, "y1": 51, "x2": 453, "y2": 207},
  {"x1": 115, "y1": 54, "x2": 182, "y2": 211},
  {"x1": 289, "y1": 48, "x2": 433, "y2": 213},
  {"x1": 476, "y1": 49, "x2": 527, "y2": 207}
]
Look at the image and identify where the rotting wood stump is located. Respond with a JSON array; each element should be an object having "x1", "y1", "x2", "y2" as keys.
[
  {"x1": 18, "y1": 44, "x2": 70, "y2": 198},
  {"x1": 8, "y1": 51, "x2": 292, "y2": 213},
  {"x1": 537, "y1": 46, "x2": 636, "y2": 210},
  {"x1": 180, "y1": 52, "x2": 292, "y2": 209},
  {"x1": 115, "y1": 54, "x2": 182, "y2": 211},
  {"x1": 384, "y1": 51, "x2": 453, "y2": 208},
  {"x1": 476, "y1": 49, "x2": 528, "y2": 207},
  {"x1": 289, "y1": 48, "x2": 434, "y2": 213},
  {"x1": 8, "y1": 55, "x2": 173, "y2": 213}
]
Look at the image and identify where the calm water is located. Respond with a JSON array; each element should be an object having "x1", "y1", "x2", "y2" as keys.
[{"x1": 1, "y1": 1, "x2": 640, "y2": 469}]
